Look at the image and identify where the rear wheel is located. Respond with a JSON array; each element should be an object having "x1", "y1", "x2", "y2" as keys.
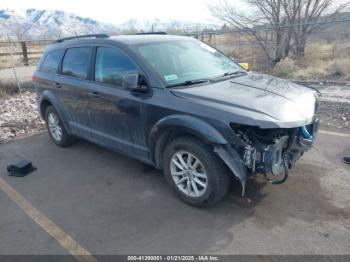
[
  {"x1": 163, "y1": 136, "x2": 230, "y2": 207},
  {"x1": 45, "y1": 106, "x2": 75, "y2": 147}
]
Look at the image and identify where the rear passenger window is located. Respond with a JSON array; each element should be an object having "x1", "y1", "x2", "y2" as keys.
[
  {"x1": 62, "y1": 47, "x2": 90, "y2": 79},
  {"x1": 95, "y1": 47, "x2": 137, "y2": 86},
  {"x1": 40, "y1": 50, "x2": 64, "y2": 74}
]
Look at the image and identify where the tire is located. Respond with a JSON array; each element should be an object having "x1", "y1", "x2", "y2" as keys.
[
  {"x1": 45, "y1": 106, "x2": 75, "y2": 147},
  {"x1": 163, "y1": 136, "x2": 230, "y2": 207}
]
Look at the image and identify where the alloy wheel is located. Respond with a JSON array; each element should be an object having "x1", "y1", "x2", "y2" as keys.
[
  {"x1": 170, "y1": 151, "x2": 208, "y2": 197},
  {"x1": 47, "y1": 112, "x2": 62, "y2": 141}
]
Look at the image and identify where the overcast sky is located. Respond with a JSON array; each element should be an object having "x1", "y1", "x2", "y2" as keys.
[{"x1": 0, "y1": 0, "x2": 225, "y2": 24}]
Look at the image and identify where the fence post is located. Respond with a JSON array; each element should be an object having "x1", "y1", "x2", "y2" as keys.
[
  {"x1": 21, "y1": 41, "x2": 29, "y2": 66},
  {"x1": 7, "y1": 37, "x2": 22, "y2": 94},
  {"x1": 264, "y1": 30, "x2": 269, "y2": 72}
]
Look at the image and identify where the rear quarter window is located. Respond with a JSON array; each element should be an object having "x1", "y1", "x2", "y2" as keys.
[
  {"x1": 62, "y1": 47, "x2": 91, "y2": 79},
  {"x1": 40, "y1": 49, "x2": 64, "y2": 74}
]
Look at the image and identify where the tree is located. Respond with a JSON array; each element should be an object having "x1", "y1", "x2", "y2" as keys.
[
  {"x1": 287, "y1": 0, "x2": 349, "y2": 56},
  {"x1": 210, "y1": 0, "x2": 349, "y2": 65}
]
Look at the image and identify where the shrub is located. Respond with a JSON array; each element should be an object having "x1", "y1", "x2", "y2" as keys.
[
  {"x1": 292, "y1": 58, "x2": 330, "y2": 80},
  {"x1": 329, "y1": 57, "x2": 350, "y2": 77},
  {"x1": 0, "y1": 80, "x2": 34, "y2": 98},
  {"x1": 272, "y1": 58, "x2": 296, "y2": 78}
]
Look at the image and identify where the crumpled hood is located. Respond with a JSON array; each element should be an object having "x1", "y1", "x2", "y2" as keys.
[{"x1": 172, "y1": 73, "x2": 318, "y2": 128}]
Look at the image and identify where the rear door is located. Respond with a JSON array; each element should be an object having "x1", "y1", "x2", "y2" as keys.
[
  {"x1": 55, "y1": 46, "x2": 93, "y2": 139},
  {"x1": 35, "y1": 49, "x2": 65, "y2": 106}
]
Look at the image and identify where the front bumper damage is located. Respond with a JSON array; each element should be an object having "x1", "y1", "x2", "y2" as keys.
[{"x1": 215, "y1": 119, "x2": 320, "y2": 195}]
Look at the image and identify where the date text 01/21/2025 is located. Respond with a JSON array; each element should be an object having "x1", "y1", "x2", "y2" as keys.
[{"x1": 127, "y1": 255, "x2": 220, "y2": 261}]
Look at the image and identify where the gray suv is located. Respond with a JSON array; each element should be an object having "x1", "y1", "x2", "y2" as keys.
[{"x1": 33, "y1": 34, "x2": 319, "y2": 207}]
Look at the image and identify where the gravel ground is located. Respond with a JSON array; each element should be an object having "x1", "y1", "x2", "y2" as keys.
[
  {"x1": 310, "y1": 83, "x2": 350, "y2": 132},
  {"x1": 319, "y1": 101, "x2": 350, "y2": 131},
  {"x1": 0, "y1": 91, "x2": 46, "y2": 143}
]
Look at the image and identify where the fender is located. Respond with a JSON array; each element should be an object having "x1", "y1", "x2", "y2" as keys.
[
  {"x1": 149, "y1": 114, "x2": 228, "y2": 169},
  {"x1": 39, "y1": 90, "x2": 72, "y2": 134},
  {"x1": 150, "y1": 114, "x2": 228, "y2": 147},
  {"x1": 214, "y1": 145, "x2": 247, "y2": 196}
]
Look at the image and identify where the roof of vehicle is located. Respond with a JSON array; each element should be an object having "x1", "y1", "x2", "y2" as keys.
[{"x1": 48, "y1": 34, "x2": 194, "y2": 51}]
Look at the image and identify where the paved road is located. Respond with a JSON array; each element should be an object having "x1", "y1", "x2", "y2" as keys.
[
  {"x1": 0, "y1": 132, "x2": 349, "y2": 255},
  {"x1": 0, "y1": 66, "x2": 36, "y2": 82}
]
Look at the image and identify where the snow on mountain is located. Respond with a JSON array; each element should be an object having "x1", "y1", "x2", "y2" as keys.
[
  {"x1": 0, "y1": 9, "x2": 46, "y2": 39},
  {"x1": 25, "y1": 9, "x2": 119, "y2": 37},
  {"x1": 0, "y1": 8, "x2": 220, "y2": 40},
  {"x1": 118, "y1": 18, "x2": 219, "y2": 32}
]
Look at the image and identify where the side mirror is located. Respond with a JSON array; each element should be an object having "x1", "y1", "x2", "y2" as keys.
[
  {"x1": 239, "y1": 63, "x2": 249, "y2": 71},
  {"x1": 122, "y1": 72, "x2": 148, "y2": 92}
]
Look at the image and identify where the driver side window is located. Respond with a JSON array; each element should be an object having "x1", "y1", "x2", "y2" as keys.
[{"x1": 94, "y1": 47, "x2": 137, "y2": 87}]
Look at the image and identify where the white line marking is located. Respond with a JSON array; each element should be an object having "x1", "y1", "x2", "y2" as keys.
[
  {"x1": 319, "y1": 130, "x2": 350, "y2": 138},
  {"x1": 0, "y1": 177, "x2": 97, "y2": 262}
]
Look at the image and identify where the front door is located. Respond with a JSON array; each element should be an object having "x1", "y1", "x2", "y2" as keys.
[{"x1": 87, "y1": 46, "x2": 150, "y2": 161}]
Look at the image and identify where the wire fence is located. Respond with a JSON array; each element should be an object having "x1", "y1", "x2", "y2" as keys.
[
  {"x1": 0, "y1": 40, "x2": 51, "y2": 70},
  {"x1": 1, "y1": 18, "x2": 350, "y2": 76},
  {"x1": 191, "y1": 20, "x2": 350, "y2": 73}
]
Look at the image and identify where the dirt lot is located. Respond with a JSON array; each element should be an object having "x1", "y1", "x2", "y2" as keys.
[{"x1": 0, "y1": 66, "x2": 36, "y2": 82}]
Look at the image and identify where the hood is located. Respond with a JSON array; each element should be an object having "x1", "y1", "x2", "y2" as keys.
[{"x1": 171, "y1": 73, "x2": 318, "y2": 128}]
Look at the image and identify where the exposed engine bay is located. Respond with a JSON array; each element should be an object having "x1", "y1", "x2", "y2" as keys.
[{"x1": 232, "y1": 118, "x2": 320, "y2": 186}]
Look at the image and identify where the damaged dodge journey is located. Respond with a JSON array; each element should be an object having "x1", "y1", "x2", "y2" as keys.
[{"x1": 33, "y1": 34, "x2": 320, "y2": 207}]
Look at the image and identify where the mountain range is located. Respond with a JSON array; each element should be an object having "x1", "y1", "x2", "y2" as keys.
[{"x1": 0, "y1": 9, "x2": 220, "y2": 39}]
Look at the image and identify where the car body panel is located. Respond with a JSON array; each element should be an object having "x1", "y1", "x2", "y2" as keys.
[
  {"x1": 171, "y1": 72, "x2": 317, "y2": 129},
  {"x1": 86, "y1": 80, "x2": 150, "y2": 161}
]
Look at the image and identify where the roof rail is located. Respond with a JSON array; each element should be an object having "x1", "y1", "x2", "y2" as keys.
[
  {"x1": 54, "y1": 34, "x2": 110, "y2": 43},
  {"x1": 135, "y1": 32, "x2": 167, "y2": 35}
]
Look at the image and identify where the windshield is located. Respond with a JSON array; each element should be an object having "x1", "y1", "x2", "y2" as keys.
[{"x1": 134, "y1": 39, "x2": 244, "y2": 86}]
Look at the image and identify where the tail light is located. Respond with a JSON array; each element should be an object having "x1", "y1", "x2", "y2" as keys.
[{"x1": 32, "y1": 75, "x2": 36, "y2": 82}]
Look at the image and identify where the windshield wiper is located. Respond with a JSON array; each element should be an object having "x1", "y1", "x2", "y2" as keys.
[
  {"x1": 212, "y1": 71, "x2": 247, "y2": 82},
  {"x1": 166, "y1": 79, "x2": 210, "y2": 88}
]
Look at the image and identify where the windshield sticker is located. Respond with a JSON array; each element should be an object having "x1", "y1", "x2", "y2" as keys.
[
  {"x1": 200, "y1": 43, "x2": 216, "y2": 53},
  {"x1": 164, "y1": 74, "x2": 179, "y2": 81}
]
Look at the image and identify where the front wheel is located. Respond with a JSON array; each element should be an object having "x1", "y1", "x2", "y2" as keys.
[{"x1": 163, "y1": 137, "x2": 230, "y2": 207}]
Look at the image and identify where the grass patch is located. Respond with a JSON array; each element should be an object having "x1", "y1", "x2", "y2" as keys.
[
  {"x1": 272, "y1": 42, "x2": 350, "y2": 80},
  {"x1": 0, "y1": 80, "x2": 34, "y2": 98}
]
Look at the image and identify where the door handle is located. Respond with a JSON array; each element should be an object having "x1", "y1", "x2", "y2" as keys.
[
  {"x1": 54, "y1": 82, "x2": 62, "y2": 88},
  {"x1": 88, "y1": 91, "x2": 101, "y2": 98}
]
